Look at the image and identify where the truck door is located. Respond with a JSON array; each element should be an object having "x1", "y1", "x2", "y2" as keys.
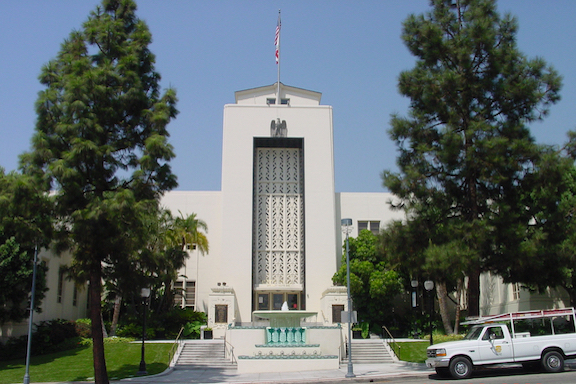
[{"x1": 478, "y1": 325, "x2": 514, "y2": 364}]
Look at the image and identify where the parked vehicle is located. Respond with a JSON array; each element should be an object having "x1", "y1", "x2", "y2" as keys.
[{"x1": 426, "y1": 308, "x2": 576, "y2": 379}]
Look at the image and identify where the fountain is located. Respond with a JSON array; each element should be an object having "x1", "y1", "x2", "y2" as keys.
[
  {"x1": 252, "y1": 301, "x2": 318, "y2": 328},
  {"x1": 232, "y1": 302, "x2": 341, "y2": 373}
]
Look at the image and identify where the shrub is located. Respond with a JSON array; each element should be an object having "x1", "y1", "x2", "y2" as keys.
[
  {"x1": 0, "y1": 319, "x2": 83, "y2": 361},
  {"x1": 32, "y1": 319, "x2": 78, "y2": 355},
  {"x1": 182, "y1": 321, "x2": 204, "y2": 339},
  {"x1": 116, "y1": 323, "x2": 156, "y2": 339},
  {"x1": 74, "y1": 318, "x2": 91, "y2": 338},
  {"x1": 0, "y1": 335, "x2": 27, "y2": 361}
]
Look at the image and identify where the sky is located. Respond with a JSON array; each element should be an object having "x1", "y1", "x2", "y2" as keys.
[{"x1": 1, "y1": 1, "x2": 576, "y2": 193}]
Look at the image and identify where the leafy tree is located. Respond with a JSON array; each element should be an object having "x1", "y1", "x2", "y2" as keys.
[
  {"x1": 499, "y1": 146, "x2": 576, "y2": 306},
  {"x1": 106, "y1": 209, "x2": 208, "y2": 335},
  {"x1": 332, "y1": 229, "x2": 402, "y2": 331},
  {"x1": 0, "y1": 169, "x2": 51, "y2": 324},
  {"x1": 382, "y1": 0, "x2": 561, "y2": 316},
  {"x1": 20, "y1": 1, "x2": 178, "y2": 382}
]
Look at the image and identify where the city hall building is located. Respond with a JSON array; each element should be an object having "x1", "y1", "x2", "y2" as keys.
[
  {"x1": 1, "y1": 82, "x2": 569, "y2": 346},
  {"x1": 161, "y1": 82, "x2": 404, "y2": 337}
]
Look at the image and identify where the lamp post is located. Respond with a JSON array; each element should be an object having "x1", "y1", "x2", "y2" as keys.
[
  {"x1": 424, "y1": 280, "x2": 434, "y2": 345},
  {"x1": 341, "y1": 218, "x2": 355, "y2": 378},
  {"x1": 410, "y1": 279, "x2": 418, "y2": 339},
  {"x1": 23, "y1": 245, "x2": 38, "y2": 384},
  {"x1": 137, "y1": 287, "x2": 151, "y2": 375},
  {"x1": 410, "y1": 280, "x2": 419, "y2": 309}
]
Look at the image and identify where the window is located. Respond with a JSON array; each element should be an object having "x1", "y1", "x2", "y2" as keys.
[
  {"x1": 258, "y1": 293, "x2": 270, "y2": 310},
  {"x1": 332, "y1": 304, "x2": 344, "y2": 323},
  {"x1": 273, "y1": 294, "x2": 284, "y2": 310},
  {"x1": 215, "y1": 305, "x2": 228, "y2": 323},
  {"x1": 512, "y1": 283, "x2": 521, "y2": 300},
  {"x1": 185, "y1": 281, "x2": 196, "y2": 308},
  {"x1": 73, "y1": 285, "x2": 78, "y2": 307},
  {"x1": 553, "y1": 315, "x2": 576, "y2": 334},
  {"x1": 286, "y1": 294, "x2": 298, "y2": 310},
  {"x1": 515, "y1": 318, "x2": 553, "y2": 336},
  {"x1": 266, "y1": 98, "x2": 290, "y2": 105},
  {"x1": 173, "y1": 281, "x2": 184, "y2": 307},
  {"x1": 482, "y1": 326, "x2": 504, "y2": 340},
  {"x1": 358, "y1": 220, "x2": 380, "y2": 235},
  {"x1": 255, "y1": 292, "x2": 301, "y2": 310},
  {"x1": 57, "y1": 267, "x2": 65, "y2": 304}
]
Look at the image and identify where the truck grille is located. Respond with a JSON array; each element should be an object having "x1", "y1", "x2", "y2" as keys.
[{"x1": 427, "y1": 349, "x2": 437, "y2": 358}]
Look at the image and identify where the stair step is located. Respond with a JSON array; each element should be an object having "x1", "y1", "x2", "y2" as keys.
[
  {"x1": 175, "y1": 340, "x2": 237, "y2": 369},
  {"x1": 341, "y1": 340, "x2": 394, "y2": 364}
]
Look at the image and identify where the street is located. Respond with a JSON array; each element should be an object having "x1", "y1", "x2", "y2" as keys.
[{"x1": 374, "y1": 365, "x2": 576, "y2": 384}]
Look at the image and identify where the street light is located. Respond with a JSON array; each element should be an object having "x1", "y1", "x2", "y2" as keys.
[
  {"x1": 410, "y1": 279, "x2": 419, "y2": 339},
  {"x1": 341, "y1": 218, "x2": 355, "y2": 378},
  {"x1": 424, "y1": 280, "x2": 434, "y2": 345},
  {"x1": 410, "y1": 280, "x2": 419, "y2": 308},
  {"x1": 23, "y1": 245, "x2": 38, "y2": 384},
  {"x1": 137, "y1": 287, "x2": 151, "y2": 375}
]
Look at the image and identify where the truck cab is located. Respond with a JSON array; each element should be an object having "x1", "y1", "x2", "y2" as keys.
[{"x1": 426, "y1": 308, "x2": 576, "y2": 379}]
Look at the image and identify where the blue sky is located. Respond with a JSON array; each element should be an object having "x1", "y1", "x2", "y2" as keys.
[{"x1": 1, "y1": 1, "x2": 575, "y2": 192}]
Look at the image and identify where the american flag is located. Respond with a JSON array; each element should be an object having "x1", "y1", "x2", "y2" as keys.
[{"x1": 275, "y1": 14, "x2": 281, "y2": 64}]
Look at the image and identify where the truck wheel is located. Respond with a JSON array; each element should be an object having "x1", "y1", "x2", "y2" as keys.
[
  {"x1": 541, "y1": 351, "x2": 564, "y2": 373},
  {"x1": 449, "y1": 357, "x2": 472, "y2": 379},
  {"x1": 435, "y1": 367, "x2": 450, "y2": 377}
]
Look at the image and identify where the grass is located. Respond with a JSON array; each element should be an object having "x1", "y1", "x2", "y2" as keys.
[
  {"x1": 391, "y1": 334, "x2": 465, "y2": 363},
  {"x1": 392, "y1": 341, "x2": 429, "y2": 363},
  {"x1": 0, "y1": 342, "x2": 172, "y2": 384}
]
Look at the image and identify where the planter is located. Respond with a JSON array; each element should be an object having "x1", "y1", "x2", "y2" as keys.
[
  {"x1": 352, "y1": 330, "x2": 362, "y2": 339},
  {"x1": 204, "y1": 330, "x2": 213, "y2": 339}
]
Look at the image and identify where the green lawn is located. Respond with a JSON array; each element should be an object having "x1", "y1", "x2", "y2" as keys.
[
  {"x1": 391, "y1": 341, "x2": 429, "y2": 363},
  {"x1": 0, "y1": 342, "x2": 173, "y2": 384}
]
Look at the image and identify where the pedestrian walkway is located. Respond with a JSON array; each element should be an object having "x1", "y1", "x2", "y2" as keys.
[{"x1": 118, "y1": 362, "x2": 431, "y2": 384}]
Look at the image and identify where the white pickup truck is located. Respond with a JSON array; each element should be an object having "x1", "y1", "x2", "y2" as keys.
[{"x1": 426, "y1": 308, "x2": 576, "y2": 379}]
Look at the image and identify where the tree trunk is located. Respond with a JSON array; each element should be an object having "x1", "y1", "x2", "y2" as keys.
[
  {"x1": 110, "y1": 296, "x2": 122, "y2": 337},
  {"x1": 90, "y1": 268, "x2": 109, "y2": 384},
  {"x1": 436, "y1": 281, "x2": 454, "y2": 335},
  {"x1": 467, "y1": 268, "x2": 481, "y2": 317},
  {"x1": 453, "y1": 278, "x2": 463, "y2": 335}
]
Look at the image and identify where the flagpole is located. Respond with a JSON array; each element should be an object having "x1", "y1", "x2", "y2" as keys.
[{"x1": 276, "y1": 10, "x2": 281, "y2": 104}]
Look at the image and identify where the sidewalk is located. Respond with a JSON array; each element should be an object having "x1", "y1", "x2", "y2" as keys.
[{"x1": 117, "y1": 362, "x2": 432, "y2": 384}]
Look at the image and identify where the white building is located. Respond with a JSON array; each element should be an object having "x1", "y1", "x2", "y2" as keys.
[
  {"x1": 2, "y1": 82, "x2": 567, "y2": 346},
  {"x1": 0, "y1": 250, "x2": 88, "y2": 342},
  {"x1": 160, "y1": 83, "x2": 404, "y2": 337},
  {"x1": 161, "y1": 82, "x2": 571, "y2": 334}
]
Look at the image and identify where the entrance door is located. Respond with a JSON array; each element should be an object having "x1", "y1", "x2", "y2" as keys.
[{"x1": 255, "y1": 292, "x2": 302, "y2": 310}]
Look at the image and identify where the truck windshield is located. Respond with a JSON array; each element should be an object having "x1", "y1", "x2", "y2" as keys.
[{"x1": 463, "y1": 326, "x2": 484, "y2": 340}]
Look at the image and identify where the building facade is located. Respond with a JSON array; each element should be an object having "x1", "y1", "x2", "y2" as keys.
[{"x1": 3, "y1": 82, "x2": 568, "y2": 343}]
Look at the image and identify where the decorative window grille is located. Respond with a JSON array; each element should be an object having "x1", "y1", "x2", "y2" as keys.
[{"x1": 254, "y1": 147, "x2": 304, "y2": 288}]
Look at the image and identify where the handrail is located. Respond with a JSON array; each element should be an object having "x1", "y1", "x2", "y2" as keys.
[
  {"x1": 337, "y1": 335, "x2": 348, "y2": 361},
  {"x1": 382, "y1": 325, "x2": 400, "y2": 360},
  {"x1": 168, "y1": 326, "x2": 185, "y2": 365},
  {"x1": 223, "y1": 334, "x2": 236, "y2": 364}
]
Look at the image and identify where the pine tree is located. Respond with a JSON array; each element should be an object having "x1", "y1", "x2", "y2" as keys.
[
  {"x1": 383, "y1": 0, "x2": 561, "y2": 316},
  {"x1": 21, "y1": 1, "x2": 178, "y2": 382}
]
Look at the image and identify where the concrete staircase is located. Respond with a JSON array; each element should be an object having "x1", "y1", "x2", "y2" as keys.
[
  {"x1": 342, "y1": 339, "x2": 395, "y2": 364},
  {"x1": 175, "y1": 339, "x2": 237, "y2": 369}
]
